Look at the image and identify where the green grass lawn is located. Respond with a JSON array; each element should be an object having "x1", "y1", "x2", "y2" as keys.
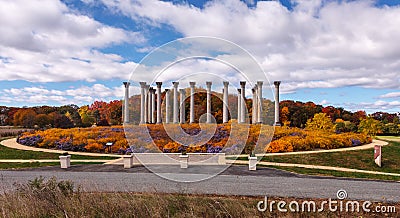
[
  {"x1": 377, "y1": 136, "x2": 400, "y2": 142},
  {"x1": 252, "y1": 141, "x2": 400, "y2": 174},
  {"x1": 0, "y1": 138, "x2": 118, "y2": 160}
]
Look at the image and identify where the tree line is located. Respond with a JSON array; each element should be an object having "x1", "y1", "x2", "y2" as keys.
[
  {"x1": 0, "y1": 100, "x2": 122, "y2": 128},
  {"x1": 0, "y1": 94, "x2": 399, "y2": 135}
]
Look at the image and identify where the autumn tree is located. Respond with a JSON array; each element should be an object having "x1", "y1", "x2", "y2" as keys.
[
  {"x1": 13, "y1": 109, "x2": 37, "y2": 128},
  {"x1": 358, "y1": 117, "x2": 383, "y2": 136},
  {"x1": 78, "y1": 105, "x2": 95, "y2": 127},
  {"x1": 54, "y1": 114, "x2": 74, "y2": 129},
  {"x1": 306, "y1": 113, "x2": 336, "y2": 132},
  {"x1": 34, "y1": 114, "x2": 52, "y2": 128},
  {"x1": 280, "y1": 106, "x2": 290, "y2": 126}
]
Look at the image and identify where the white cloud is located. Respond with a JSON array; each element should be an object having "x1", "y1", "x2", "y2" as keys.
[
  {"x1": 0, "y1": 0, "x2": 144, "y2": 83},
  {"x1": 379, "y1": 92, "x2": 400, "y2": 99},
  {"x1": 344, "y1": 100, "x2": 400, "y2": 112},
  {"x1": 101, "y1": 0, "x2": 400, "y2": 91},
  {"x1": 0, "y1": 84, "x2": 131, "y2": 105},
  {"x1": 319, "y1": 99, "x2": 330, "y2": 105}
]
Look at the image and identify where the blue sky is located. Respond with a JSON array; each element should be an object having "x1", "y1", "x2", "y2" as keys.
[{"x1": 0, "y1": 0, "x2": 399, "y2": 114}]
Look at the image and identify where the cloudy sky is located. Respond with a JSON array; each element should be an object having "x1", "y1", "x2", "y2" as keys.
[{"x1": 0, "y1": 0, "x2": 399, "y2": 113}]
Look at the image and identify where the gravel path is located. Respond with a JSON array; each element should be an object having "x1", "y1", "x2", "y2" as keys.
[{"x1": 1, "y1": 165, "x2": 399, "y2": 202}]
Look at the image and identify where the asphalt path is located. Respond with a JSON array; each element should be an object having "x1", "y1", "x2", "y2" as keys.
[{"x1": 1, "y1": 165, "x2": 399, "y2": 202}]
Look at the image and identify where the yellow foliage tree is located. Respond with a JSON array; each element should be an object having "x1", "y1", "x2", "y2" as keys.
[{"x1": 306, "y1": 113, "x2": 336, "y2": 132}]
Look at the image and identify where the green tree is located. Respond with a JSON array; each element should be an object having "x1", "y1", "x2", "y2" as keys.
[
  {"x1": 358, "y1": 117, "x2": 383, "y2": 136},
  {"x1": 306, "y1": 113, "x2": 336, "y2": 132}
]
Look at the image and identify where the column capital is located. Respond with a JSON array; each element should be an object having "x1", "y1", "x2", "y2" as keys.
[
  {"x1": 274, "y1": 81, "x2": 281, "y2": 87},
  {"x1": 254, "y1": 84, "x2": 258, "y2": 89},
  {"x1": 156, "y1": 82, "x2": 162, "y2": 87},
  {"x1": 189, "y1": 82, "x2": 196, "y2": 87},
  {"x1": 206, "y1": 81, "x2": 212, "y2": 88},
  {"x1": 240, "y1": 81, "x2": 246, "y2": 87},
  {"x1": 139, "y1": 82, "x2": 147, "y2": 88},
  {"x1": 145, "y1": 84, "x2": 150, "y2": 90},
  {"x1": 123, "y1": 82, "x2": 130, "y2": 88},
  {"x1": 251, "y1": 88, "x2": 256, "y2": 93},
  {"x1": 257, "y1": 81, "x2": 263, "y2": 86},
  {"x1": 164, "y1": 88, "x2": 169, "y2": 92},
  {"x1": 179, "y1": 88, "x2": 186, "y2": 94},
  {"x1": 150, "y1": 87, "x2": 156, "y2": 93},
  {"x1": 237, "y1": 88, "x2": 241, "y2": 93},
  {"x1": 223, "y1": 81, "x2": 229, "y2": 86},
  {"x1": 172, "y1": 82, "x2": 179, "y2": 87}
]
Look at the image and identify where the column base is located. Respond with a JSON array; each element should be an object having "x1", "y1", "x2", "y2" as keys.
[{"x1": 274, "y1": 122, "x2": 281, "y2": 126}]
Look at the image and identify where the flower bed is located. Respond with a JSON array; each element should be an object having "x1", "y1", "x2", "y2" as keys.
[{"x1": 17, "y1": 125, "x2": 372, "y2": 154}]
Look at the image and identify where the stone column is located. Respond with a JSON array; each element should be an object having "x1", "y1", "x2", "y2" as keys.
[
  {"x1": 123, "y1": 82, "x2": 130, "y2": 123},
  {"x1": 173, "y1": 82, "x2": 179, "y2": 123},
  {"x1": 144, "y1": 85, "x2": 149, "y2": 123},
  {"x1": 189, "y1": 82, "x2": 195, "y2": 123},
  {"x1": 151, "y1": 88, "x2": 156, "y2": 124},
  {"x1": 206, "y1": 81, "x2": 212, "y2": 123},
  {"x1": 156, "y1": 82, "x2": 162, "y2": 124},
  {"x1": 223, "y1": 81, "x2": 229, "y2": 123},
  {"x1": 257, "y1": 81, "x2": 263, "y2": 123},
  {"x1": 240, "y1": 81, "x2": 246, "y2": 123},
  {"x1": 147, "y1": 87, "x2": 153, "y2": 123},
  {"x1": 148, "y1": 86, "x2": 152, "y2": 123},
  {"x1": 274, "y1": 81, "x2": 281, "y2": 126},
  {"x1": 180, "y1": 89, "x2": 186, "y2": 124},
  {"x1": 165, "y1": 89, "x2": 170, "y2": 123},
  {"x1": 237, "y1": 88, "x2": 241, "y2": 123},
  {"x1": 252, "y1": 87, "x2": 257, "y2": 124},
  {"x1": 148, "y1": 87, "x2": 153, "y2": 123},
  {"x1": 139, "y1": 82, "x2": 147, "y2": 124}
]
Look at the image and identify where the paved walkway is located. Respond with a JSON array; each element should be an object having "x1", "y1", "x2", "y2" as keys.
[
  {"x1": 2, "y1": 138, "x2": 388, "y2": 159},
  {"x1": 0, "y1": 138, "x2": 121, "y2": 157},
  {"x1": 1, "y1": 138, "x2": 397, "y2": 177},
  {"x1": 228, "y1": 160, "x2": 400, "y2": 177},
  {"x1": 227, "y1": 139, "x2": 388, "y2": 158}
]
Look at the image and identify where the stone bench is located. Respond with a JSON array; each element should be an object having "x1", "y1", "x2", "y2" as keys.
[{"x1": 123, "y1": 153, "x2": 226, "y2": 168}]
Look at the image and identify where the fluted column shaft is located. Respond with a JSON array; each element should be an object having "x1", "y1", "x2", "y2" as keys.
[
  {"x1": 139, "y1": 82, "x2": 146, "y2": 124},
  {"x1": 148, "y1": 87, "x2": 153, "y2": 123},
  {"x1": 156, "y1": 82, "x2": 162, "y2": 124},
  {"x1": 274, "y1": 81, "x2": 281, "y2": 126},
  {"x1": 165, "y1": 89, "x2": 170, "y2": 123},
  {"x1": 180, "y1": 89, "x2": 186, "y2": 124},
  {"x1": 123, "y1": 82, "x2": 130, "y2": 123},
  {"x1": 206, "y1": 81, "x2": 212, "y2": 123},
  {"x1": 240, "y1": 81, "x2": 246, "y2": 123},
  {"x1": 252, "y1": 87, "x2": 257, "y2": 124},
  {"x1": 237, "y1": 89, "x2": 241, "y2": 123},
  {"x1": 144, "y1": 85, "x2": 149, "y2": 123},
  {"x1": 151, "y1": 88, "x2": 156, "y2": 123},
  {"x1": 223, "y1": 81, "x2": 229, "y2": 123},
  {"x1": 189, "y1": 82, "x2": 195, "y2": 123},
  {"x1": 257, "y1": 81, "x2": 263, "y2": 123},
  {"x1": 173, "y1": 82, "x2": 179, "y2": 123}
]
